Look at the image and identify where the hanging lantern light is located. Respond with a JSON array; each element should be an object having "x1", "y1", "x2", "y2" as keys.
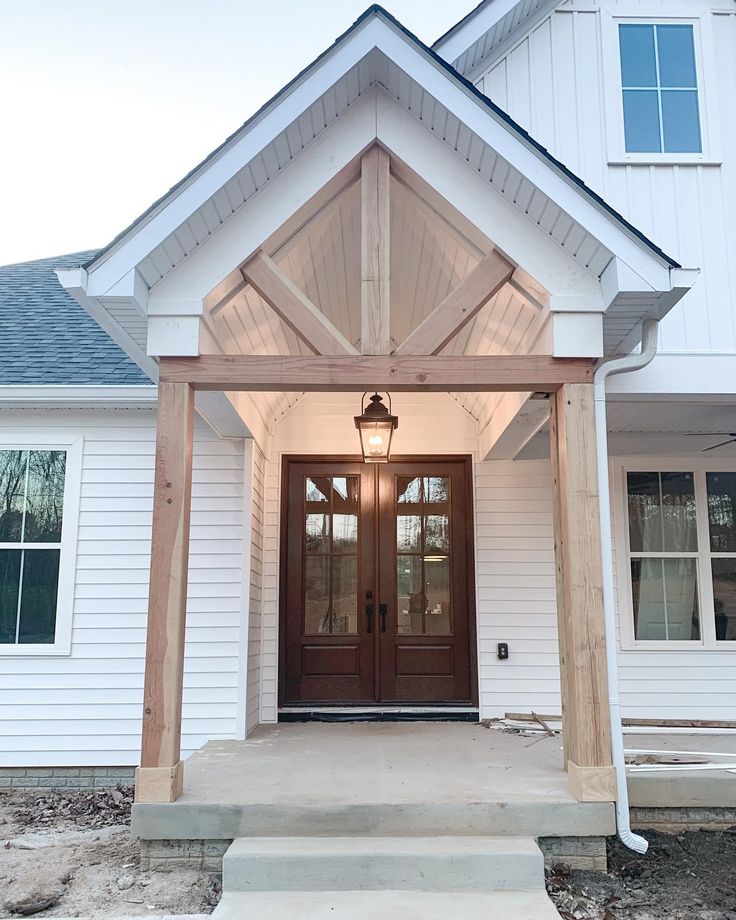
[{"x1": 354, "y1": 392, "x2": 398, "y2": 463}]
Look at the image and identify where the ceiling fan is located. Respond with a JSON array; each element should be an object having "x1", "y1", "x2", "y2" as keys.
[{"x1": 685, "y1": 433, "x2": 736, "y2": 452}]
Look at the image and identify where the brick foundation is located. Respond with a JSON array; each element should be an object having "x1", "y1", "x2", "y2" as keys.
[
  {"x1": 140, "y1": 838, "x2": 232, "y2": 872},
  {"x1": 538, "y1": 836, "x2": 608, "y2": 871},
  {"x1": 631, "y1": 806, "x2": 736, "y2": 831},
  {"x1": 0, "y1": 766, "x2": 135, "y2": 790}
]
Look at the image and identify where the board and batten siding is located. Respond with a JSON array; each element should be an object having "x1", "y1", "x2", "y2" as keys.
[
  {"x1": 473, "y1": 1, "x2": 736, "y2": 360},
  {"x1": 0, "y1": 408, "x2": 248, "y2": 767}
]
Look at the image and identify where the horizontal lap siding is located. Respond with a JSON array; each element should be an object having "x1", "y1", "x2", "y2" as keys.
[
  {"x1": 0, "y1": 409, "x2": 244, "y2": 767},
  {"x1": 247, "y1": 443, "x2": 265, "y2": 732},
  {"x1": 475, "y1": 459, "x2": 562, "y2": 717}
]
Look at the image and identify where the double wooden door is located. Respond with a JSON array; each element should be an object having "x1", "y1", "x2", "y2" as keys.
[{"x1": 281, "y1": 458, "x2": 476, "y2": 706}]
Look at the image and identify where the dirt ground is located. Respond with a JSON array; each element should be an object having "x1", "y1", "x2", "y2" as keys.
[
  {"x1": 0, "y1": 787, "x2": 219, "y2": 918},
  {"x1": 547, "y1": 830, "x2": 736, "y2": 920}
]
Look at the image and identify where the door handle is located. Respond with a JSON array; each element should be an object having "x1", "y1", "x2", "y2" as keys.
[
  {"x1": 366, "y1": 604, "x2": 374, "y2": 634},
  {"x1": 379, "y1": 603, "x2": 388, "y2": 633}
]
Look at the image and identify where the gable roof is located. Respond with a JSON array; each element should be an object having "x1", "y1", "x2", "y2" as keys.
[
  {"x1": 82, "y1": 3, "x2": 678, "y2": 292},
  {"x1": 0, "y1": 252, "x2": 150, "y2": 386}
]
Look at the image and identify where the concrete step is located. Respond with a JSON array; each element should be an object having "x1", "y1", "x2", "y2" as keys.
[
  {"x1": 213, "y1": 889, "x2": 561, "y2": 919},
  {"x1": 222, "y1": 835, "x2": 545, "y2": 892}
]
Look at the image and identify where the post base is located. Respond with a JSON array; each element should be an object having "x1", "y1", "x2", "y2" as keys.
[
  {"x1": 568, "y1": 761, "x2": 616, "y2": 802},
  {"x1": 135, "y1": 762, "x2": 184, "y2": 803}
]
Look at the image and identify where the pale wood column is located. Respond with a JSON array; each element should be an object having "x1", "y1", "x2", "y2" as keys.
[
  {"x1": 550, "y1": 383, "x2": 616, "y2": 802},
  {"x1": 135, "y1": 381, "x2": 195, "y2": 803}
]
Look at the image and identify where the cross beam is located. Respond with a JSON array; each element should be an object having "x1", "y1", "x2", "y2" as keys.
[{"x1": 159, "y1": 355, "x2": 593, "y2": 392}]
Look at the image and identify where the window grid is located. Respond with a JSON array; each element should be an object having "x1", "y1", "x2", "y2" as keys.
[
  {"x1": 619, "y1": 23, "x2": 701, "y2": 155},
  {"x1": 623, "y1": 467, "x2": 736, "y2": 648}
]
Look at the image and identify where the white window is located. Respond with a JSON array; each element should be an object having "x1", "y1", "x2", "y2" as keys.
[
  {"x1": 0, "y1": 439, "x2": 81, "y2": 655},
  {"x1": 618, "y1": 23, "x2": 702, "y2": 154},
  {"x1": 620, "y1": 466, "x2": 736, "y2": 647}
]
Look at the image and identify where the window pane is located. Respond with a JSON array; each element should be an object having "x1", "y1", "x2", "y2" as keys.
[
  {"x1": 623, "y1": 90, "x2": 661, "y2": 153},
  {"x1": 397, "y1": 477, "x2": 421, "y2": 504},
  {"x1": 397, "y1": 554, "x2": 423, "y2": 635},
  {"x1": 0, "y1": 451, "x2": 27, "y2": 542},
  {"x1": 713, "y1": 559, "x2": 736, "y2": 642},
  {"x1": 24, "y1": 450, "x2": 66, "y2": 542},
  {"x1": 661, "y1": 91, "x2": 701, "y2": 153},
  {"x1": 660, "y1": 472, "x2": 697, "y2": 552},
  {"x1": 397, "y1": 514, "x2": 421, "y2": 551},
  {"x1": 619, "y1": 24, "x2": 657, "y2": 87},
  {"x1": 332, "y1": 513, "x2": 358, "y2": 552},
  {"x1": 631, "y1": 557, "x2": 699, "y2": 641},
  {"x1": 424, "y1": 477, "x2": 449, "y2": 504},
  {"x1": 656, "y1": 25, "x2": 697, "y2": 87},
  {"x1": 305, "y1": 477, "x2": 328, "y2": 502},
  {"x1": 628, "y1": 472, "x2": 663, "y2": 552},
  {"x1": 424, "y1": 514, "x2": 449, "y2": 553},
  {"x1": 0, "y1": 549, "x2": 21, "y2": 643},
  {"x1": 706, "y1": 472, "x2": 736, "y2": 552},
  {"x1": 331, "y1": 556, "x2": 357, "y2": 634},
  {"x1": 17, "y1": 549, "x2": 59, "y2": 643},
  {"x1": 305, "y1": 513, "x2": 329, "y2": 552}
]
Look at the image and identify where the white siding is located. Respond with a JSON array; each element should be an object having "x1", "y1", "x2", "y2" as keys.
[
  {"x1": 247, "y1": 442, "x2": 266, "y2": 732},
  {"x1": 0, "y1": 409, "x2": 246, "y2": 767},
  {"x1": 473, "y1": 2, "x2": 736, "y2": 362}
]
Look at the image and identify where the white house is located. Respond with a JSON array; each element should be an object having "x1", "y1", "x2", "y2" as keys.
[{"x1": 2, "y1": 1, "x2": 735, "y2": 900}]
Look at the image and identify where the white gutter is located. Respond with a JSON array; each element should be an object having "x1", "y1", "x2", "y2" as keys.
[{"x1": 594, "y1": 318, "x2": 659, "y2": 855}]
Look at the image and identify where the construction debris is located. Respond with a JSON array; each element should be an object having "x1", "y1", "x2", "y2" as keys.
[
  {"x1": 506, "y1": 712, "x2": 736, "y2": 731},
  {"x1": 547, "y1": 830, "x2": 736, "y2": 920},
  {"x1": 11, "y1": 785, "x2": 133, "y2": 830}
]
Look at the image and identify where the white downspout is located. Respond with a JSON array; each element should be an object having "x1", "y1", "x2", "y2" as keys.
[{"x1": 594, "y1": 318, "x2": 659, "y2": 855}]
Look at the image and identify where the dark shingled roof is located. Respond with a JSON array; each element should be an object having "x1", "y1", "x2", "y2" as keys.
[{"x1": 0, "y1": 251, "x2": 151, "y2": 386}]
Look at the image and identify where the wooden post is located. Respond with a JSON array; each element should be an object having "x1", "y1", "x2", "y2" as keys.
[
  {"x1": 550, "y1": 383, "x2": 616, "y2": 802},
  {"x1": 361, "y1": 145, "x2": 391, "y2": 355},
  {"x1": 135, "y1": 382, "x2": 195, "y2": 803}
]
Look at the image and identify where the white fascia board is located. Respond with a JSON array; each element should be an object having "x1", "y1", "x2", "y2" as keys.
[
  {"x1": 84, "y1": 10, "x2": 678, "y2": 302},
  {"x1": 433, "y1": 0, "x2": 519, "y2": 64},
  {"x1": 56, "y1": 268, "x2": 159, "y2": 381},
  {"x1": 0, "y1": 385, "x2": 158, "y2": 406},
  {"x1": 606, "y1": 354, "x2": 736, "y2": 397}
]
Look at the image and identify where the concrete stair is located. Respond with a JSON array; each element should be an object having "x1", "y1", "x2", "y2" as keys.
[{"x1": 213, "y1": 835, "x2": 560, "y2": 919}]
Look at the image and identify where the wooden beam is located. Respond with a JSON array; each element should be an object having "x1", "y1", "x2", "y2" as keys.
[
  {"x1": 361, "y1": 146, "x2": 391, "y2": 355},
  {"x1": 159, "y1": 354, "x2": 594, "y2": 393},
  {"x1": 550, "y1": 383, "x2": 614, "y2": 802},
  {"x1": 243, "y1": 252, "x2": 358, "y2": 356},
  {"x1": 136, "y1": 381, "x2": 194, "y2": 804},
  {"x1": 395, "y1": 250, "x2": 514, "y2": 355}
]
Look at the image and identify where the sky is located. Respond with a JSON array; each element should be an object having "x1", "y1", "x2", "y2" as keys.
[{"x1": 0, "y1": 1, "x2": 469, "y2": 266}]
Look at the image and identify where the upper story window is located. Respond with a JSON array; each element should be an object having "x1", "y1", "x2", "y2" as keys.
[
  {"x1": 0, "y1": 450, "x2": 67, "y2": 645},
  {"x1": 618, "y1": 24, "x2": 702, "y2": 154}
]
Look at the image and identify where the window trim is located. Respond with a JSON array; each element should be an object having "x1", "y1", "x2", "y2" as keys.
[
  {"x1": 0, "y1": 436, "x2": 82, "y2": 656},
  {"x1": 613, "y1": 456, "x2": 736, "y2": 651},
  {"x1": 601, "y1": 12, "x2": 721, "y2": 165}
]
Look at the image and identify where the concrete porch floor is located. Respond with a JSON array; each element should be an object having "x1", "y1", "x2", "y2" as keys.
[{"x1": 132, "y1": 722, "x2": 615, "y2": 841}]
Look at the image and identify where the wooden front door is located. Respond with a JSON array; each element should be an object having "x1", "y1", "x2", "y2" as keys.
[{"x1": 281, "y1": 457, "x2": 476, "y2": 706}]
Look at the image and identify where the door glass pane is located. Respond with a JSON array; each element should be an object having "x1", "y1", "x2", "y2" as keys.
[
  {"x1": 656, "y1": 24, "x2": 697, "y2": 88},
  {"x1": 397, "y1": 477, "x2": 421, "y2": 503},
  {"x1": 397, "y1": 514, "x2": 421, "y2": 551},
  {"x1": 0, "y1": 451, "x2": 27, "y2": 542},
  {"x1": 706, "y1": 473, "x2": 736, "y2": 552},
  {"x1": 631, "y1": 557, "x2": 699, "y2": 641},
  {"x1": 24, "y1": 451, "x2": 66, "y2": 543},
  {"x1": 619, "y1": 24, "x2": 657, "y2": 87},
  {"x1": 425, "y1": 477, "x2": 449, "y2": 504},
  {"x1": 305, "y1": 477, "x2": 328, "y2": 502},
  {"x1": 303, "y1": 474, "x2": 359, "y2": 635},
  {"x1": 713, "y1": 559, "x2": 736, "y2": 642},
  {"x1": 622, "y1": 90, "x2": 661, "y2": 153},
  {"x1": 424, "y1": 556, "x2": 452, "y2": 634},
  {"x1": 305, "y1": 513, "x2": 330, "y2": 552},
  {"x1": 424, "y1": 515, "x2": 449, "y2": 553},
  {"x1": 661, "y1": 90, "x2": 701, "y2": 153},
  {"x1": 0, "y1": 549, "x2": 21, "y2": 643},
  {"x1": 17, "y1": 549, "x2": 59, "y2": 644},
  {"x1": 397, "y1": 555, "x2": 423, "y2": 635}
]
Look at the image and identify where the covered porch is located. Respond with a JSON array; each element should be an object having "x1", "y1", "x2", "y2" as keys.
[{"x1": 59, "y1": 8, "x2": 695, "y2": 815}]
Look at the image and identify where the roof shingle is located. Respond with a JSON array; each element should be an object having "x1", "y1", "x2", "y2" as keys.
[{"x1": 0, "y1": 251, "x2": 150, "y2": 386}]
